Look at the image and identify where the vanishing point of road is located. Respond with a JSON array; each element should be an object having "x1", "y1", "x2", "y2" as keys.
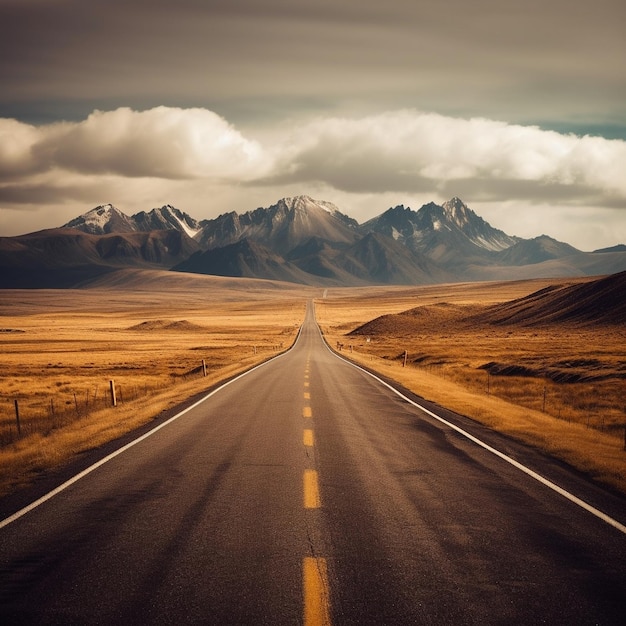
[{"x1": 1, "y1": 301, "x2": 625, "y2": 624}]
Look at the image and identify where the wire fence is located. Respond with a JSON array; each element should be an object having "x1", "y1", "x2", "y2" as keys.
[{"x1": 0, "y1": 344, "x2": 285, "y2": 446}]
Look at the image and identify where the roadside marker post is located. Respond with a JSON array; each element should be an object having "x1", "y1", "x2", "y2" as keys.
[
  {"x1": 109, "y1": 380, "x2": 117, "y2": 407},
  {"x1": 14, "y1": 399, "x2": 21, "y2": 436}
]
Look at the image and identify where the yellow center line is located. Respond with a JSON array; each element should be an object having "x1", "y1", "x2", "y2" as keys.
[
  {"x1": 302, "y1": 361, "x2": 329, "y2": 624},
  {"x1": 303, "y1": 557, "x2": 332, "y2": 626},
  {"x1": 303, "y1": 469, "x2": 321, "y2": 508},
  {"x1": 303, "y1": 429, "x2": 314, "y2": 447}
]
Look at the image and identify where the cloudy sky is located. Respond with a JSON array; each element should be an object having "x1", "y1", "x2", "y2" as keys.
[{"x1": 0, "y1": 0, "x2": 625, "y2": 250}]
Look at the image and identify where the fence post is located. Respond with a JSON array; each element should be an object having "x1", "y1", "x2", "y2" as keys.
[
  {"x1": 202, "y1": 359, "x2": 207, "y2": 377},
  {"x1": 110, "y1": 379, "x2": 117, "y2": 407},
  {"x1": 403, "y1": 350, "x2": 408, "y2": 367},
  {"x1": 14, "y1": 399, "x2": 21, "y2": 435}
]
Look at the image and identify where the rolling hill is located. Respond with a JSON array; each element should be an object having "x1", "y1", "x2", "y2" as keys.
[
  {"x1": 477, "y1": 271, "x2": 626, "y2": 326},
  {"x1": 349, "y1": 272, "x2": 626, "y2": 340}
]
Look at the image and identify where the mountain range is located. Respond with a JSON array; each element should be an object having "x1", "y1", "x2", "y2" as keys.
[{"x1": 1, "y1": 195, "x2": 625, "y2": 288}]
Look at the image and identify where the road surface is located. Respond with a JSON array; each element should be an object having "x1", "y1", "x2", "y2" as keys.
[{"x1": 1, "y1": 301, "x2": 625, "y2": 624}]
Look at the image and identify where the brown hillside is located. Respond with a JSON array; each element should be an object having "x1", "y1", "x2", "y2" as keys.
[
  {"x1": 349, "y1": 272, "x2": 626, "y2": 337},
  {"x1": 128, "y1": 319, "x2": 205, "y2": 332},
  {"x1": 349, "y1": 302, "x2": 478, "y2": 336},
  {"x1": 477, "y1": 271, "x2": 626, "y2": 326}
]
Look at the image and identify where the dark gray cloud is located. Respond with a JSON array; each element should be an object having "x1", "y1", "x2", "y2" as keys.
[{"x1": 0, "y1": 0, "x2": 624, "y2": 133}]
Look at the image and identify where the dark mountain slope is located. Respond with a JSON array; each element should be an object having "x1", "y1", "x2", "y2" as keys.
[
  {"x1": 495, "y1": 235, "x2": 580, "y2": 266},
  {"x1": 172, "y1": 238, "x2": 324, "y2": 285},
  {"x1": 285, "y1": 236, "x2": 361, "y2": 283},
  {"x1": 593, "y1": 244, "x2": 626, "y2": 254},
  {"x1": 0, "y1": 228, "x2": 200, "y2": 288},
  {"x1": 340, "y1": 232, "x2": 450, "y2": 285}
]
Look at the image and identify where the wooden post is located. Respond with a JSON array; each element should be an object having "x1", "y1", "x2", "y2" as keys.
[
  {"x1": 403, "y1": 350, "x2": 408, "y2": 367},
  {"x1": 110, "y1": 379, "x2": 117, "y2": 407},
  {"x1": 542, "y1": 386, "x2": 547, "y2": 412},
  {"x1": 14, "y1": 399, "x2": 21, "y2": 436},
  {"x1": 202, "y1": 359, "x2": 207, "y2": 377}
]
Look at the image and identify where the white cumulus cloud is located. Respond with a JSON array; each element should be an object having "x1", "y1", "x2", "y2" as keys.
[
  {"x1": 1, "y1": 106, "x2": 270, "y2": 181},
  {"x1": 0, "y1": 118, "x2": 42, "y2": 178},
  {"x1": 270, "y1": 110, "x2": 626, "y2": 203}
]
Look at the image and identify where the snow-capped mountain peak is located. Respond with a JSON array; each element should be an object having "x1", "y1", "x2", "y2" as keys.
[
  {"x1": 132, "y1": 205, "x2": 202, "y2": 238},
  {"x1": 62, "y1": 203, "x2": 203, "y2": 238},
  {"x1": 63, "y1": 204, "x2": 137, "y2": 235},
  {"x1": 440, "y1": 197, "x2": 517, "y2": 251},
  {"x1": 362, "y1": 197, "x2": 518, "y2": 261},
  {"x1": 197, "y1": 195, "x2": 360, "y2": 254},
  {"x1": 278, "y1": 195, "x2": 344, "y2": 217},
  {"x1": 442, "y1": 197, "x2": 471, "y2": 227}
]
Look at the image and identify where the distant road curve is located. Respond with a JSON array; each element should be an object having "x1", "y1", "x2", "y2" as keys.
[{"x1": 0, "y1": 300, "x2": 625, "y2": 624}]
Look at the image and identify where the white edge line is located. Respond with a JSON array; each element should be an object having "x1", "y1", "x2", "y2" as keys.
[
  {"x1": 317, "y1": 322, "x2": 626, "y2": 536},
  {"x1": 0, "y1": 323, "x2": 304, "y2": 531}
]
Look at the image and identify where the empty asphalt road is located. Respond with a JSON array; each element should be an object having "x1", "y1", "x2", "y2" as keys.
[{"x1": 1, "y1": 301, "x2": 625, "y2": 624}]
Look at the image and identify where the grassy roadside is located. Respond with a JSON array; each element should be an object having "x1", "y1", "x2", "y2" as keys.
[
  {"x1": 321, "y1": 331, "x2": 626, "y2": 496},
  {"x1": 0, "y1": 287, "x2": 308, "y2": 498},
  {"x1": 0, "y1": 345, "x2": 299, "y2": 498}
]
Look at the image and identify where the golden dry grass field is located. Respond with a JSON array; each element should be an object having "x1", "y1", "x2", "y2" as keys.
[
  {"x1": 316, "y1": 276, "x2": 626, "y2": 495},
  {"x1": 1, "y1": 270, "x2": 625, "y2": 499},
  {"x1": 0, "y1": 270, "x2": 312, "y2": 495}
]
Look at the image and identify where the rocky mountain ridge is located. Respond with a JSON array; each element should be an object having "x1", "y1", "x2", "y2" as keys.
[
  {"x1": 1, "y1": 195, "x2": 625, "y2": 288},
  {"x1": 64, "y1": 203, "x2": 202, "y2": 238}
]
